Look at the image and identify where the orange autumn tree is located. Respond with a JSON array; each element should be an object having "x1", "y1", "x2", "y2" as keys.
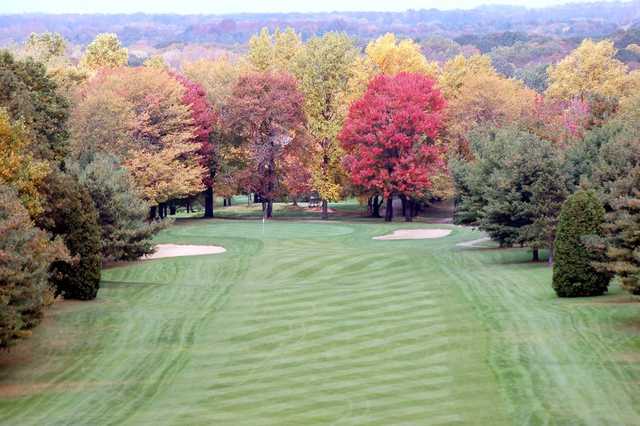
[
  {"x1": 71, "y1": 67, "x2": 205, "y2": 215},
  {"x1": 439, "y1": 55, "x2": 536, "y2": 156}
]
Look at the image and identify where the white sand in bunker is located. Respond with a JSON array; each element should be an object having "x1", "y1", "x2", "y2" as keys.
[
  {"x1": 373, "y1": 229, "x2": 452, "y2": 240},
  {"x1": 143, "y1": 244, "x2": 226, "y2": 260}
]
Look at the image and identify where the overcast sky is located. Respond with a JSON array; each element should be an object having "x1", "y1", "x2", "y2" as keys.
[{"x1": 0, "y1": 0, "x2": 629, "y2": 14}]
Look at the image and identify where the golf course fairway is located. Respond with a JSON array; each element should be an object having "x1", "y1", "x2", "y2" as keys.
[{"x1": 1, "y1": 219, "x2": 639, "y2": 425}]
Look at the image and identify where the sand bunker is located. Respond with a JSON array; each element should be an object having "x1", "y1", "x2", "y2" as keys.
[
  {"x1": 373, "y1": 229, "x2": 452, "y2": 240},
  {"x1": 143, "y1": 244, "x2": 226, "y2": 260}
]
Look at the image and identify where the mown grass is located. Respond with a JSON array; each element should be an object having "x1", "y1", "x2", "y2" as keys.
[{"x1": 0, "y1": 215, "x2": 639, "y2": 425}]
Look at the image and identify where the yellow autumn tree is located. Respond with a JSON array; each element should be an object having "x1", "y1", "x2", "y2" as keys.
[
  {"x1": 183, "y1": 55, "x2": 248, "y2": 112},
  {"x1": 273, "y1": 27, "x2": 303, "y2": 72},
  {"x1": 247, "y1": 27, "x2": 302, "y2": 73},
  {"x1": 247, "y1": 28, "x2": 274, "y2": 72},
  {"x1": 546, "y1": 39, "x2": 628, "y2": 101},
  {"x1": 80, "y1": 33, "x2": 128, "y2": 71},
  {"x1": 438, "y1": 54, "x2": 497, "y2": 99},
  {"x1": 143, "y1": 55, "x2": 168, "y2": 69},
  {"x1": 440, "y1": 55, "x2": 536, "y2": 156},
  {"x1": 365, "y1": 33, "x2": 439, "y2": 77},
  {"x1": 0, "y1": 110, "x2": 50, "y2": 216},
  {"x1": 345, "y1": 33, "x2": 439, "y2": 111},
  {"x1": 294, "y1": 32, "x2": 358, "y2": 218},
  {"x1": 342, "y1": 55, "x2": 378, "y2": 110}
]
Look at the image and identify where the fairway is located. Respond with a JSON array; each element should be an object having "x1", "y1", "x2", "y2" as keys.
[{"x1": 1, "y1": 219, "x2": 639, "y2": 425}]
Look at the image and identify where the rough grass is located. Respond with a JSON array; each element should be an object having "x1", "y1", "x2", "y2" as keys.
[{"x1": 1, "y1": 218, "x2": 639, "y2": 425}]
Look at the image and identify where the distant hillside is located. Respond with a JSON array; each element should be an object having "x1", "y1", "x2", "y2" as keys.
[{"x1": 1, "y1": 1, "x2": 640, "y2": 48}]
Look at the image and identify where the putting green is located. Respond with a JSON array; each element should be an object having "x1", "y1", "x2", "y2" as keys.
[{"x1": 0, "y1": 219, "x2": 638, "y2": 425}]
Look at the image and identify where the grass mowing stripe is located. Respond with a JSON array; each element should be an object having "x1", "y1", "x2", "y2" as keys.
[{"x1": 0, "y1": 219, "x2": 638, "y2": 425}]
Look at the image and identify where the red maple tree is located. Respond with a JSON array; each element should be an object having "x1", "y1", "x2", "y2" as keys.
[
  {"x1": 225, "y1": 72, "x2": 305, "y2": 218},
  {"x1": 339, "y1": 72, "x2": 446, "y2": 221},
  {"x1": 173, "y1": 73, "x2": 218, "y2": 217}
]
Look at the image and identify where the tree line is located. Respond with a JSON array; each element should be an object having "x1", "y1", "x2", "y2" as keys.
[{"x1": 2, "y1": 28, "x2": 640, "y2": 348}]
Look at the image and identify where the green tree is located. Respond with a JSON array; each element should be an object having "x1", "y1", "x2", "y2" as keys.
[
  {"x1": 0, "y1": 185, "x2": 67, "y2": 348},
  {"x1": 515, "y1": 63, "x2": 549, "y2": 93},
  {"x1": 453, "y1": 128, "x2": 568, "y2": 261},
  {"x1": 36, "y1": 172, "x2": 102, "y2": 300},
  {"x1": 597, "y1": 180, "x2": 640, "y2": 295},
  {"x1": 73, "y1": 154, "x2": 166, "y2": 261},
  {"x1": 0, "y1": 50, "x2": 70, "y2": 162},
  {"x1": 590, "y1": 130, "x2": 640, "y2": 207},
  {"x1": 563, "y1": 122, "x2": 624, "y2": 189},
  {"x1": 552, "y1": 190, "x2": 610, "y2": 297},
  {"x1": 585, "y1": 121, "x2": 640, "y2": 295}
]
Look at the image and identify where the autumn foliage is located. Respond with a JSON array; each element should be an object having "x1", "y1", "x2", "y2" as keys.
[
  {"x1": 340, "y1": 72, "x2": 446, "y2": 220},
  {"x1": 71, "y1": 67, "x2": 206, "y2": 206},
  {"x1": 225, "y1": 72, "x2": 305, "y2": 217}
]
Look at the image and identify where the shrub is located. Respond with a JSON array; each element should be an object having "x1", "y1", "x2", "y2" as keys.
[
  {"x1": 36, "y1": 172, "x2": 102, "y2": 300},
  {"x1": 0, "y1": 185, "x2": 67, "y2": 348},
  {"x1": 552, "y1": 190, "x2": 611, "y2": 297}
]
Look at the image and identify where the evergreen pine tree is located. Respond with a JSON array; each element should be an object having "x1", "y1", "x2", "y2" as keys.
[{"x1": 553, "y1": 190, "x2": 611, "y2": 297}]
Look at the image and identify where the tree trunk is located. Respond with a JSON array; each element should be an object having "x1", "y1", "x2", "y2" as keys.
[
  {"x1": 247, "y1": 194, "x2": 251, "y2": 206},
  {"x1": 405, "y1": 198, "x2": 414, "y2": 222},
  {"x1": 532, "y1": 248, "x2": 540, "y2": 262},
  {"x1": 204, "y1": 186, "x2": 214, "y2": 218},
  {"x1": 371, "y1": 196, "x2": 382, "y2": 218},
  {"x1": 321, "y1": 199, "x2": 329, "y2": 220},
  {"x1": 169, "y1": 200, "x2": 176, "y2": 215},
  {"x1": 292, "y1": 197, "x2": 298, "y2": 207},
  {"x1": 254, "y1": 193, "x2": 260, "y2": 203},
  {"x1": 223, "y1": 198, "x2": 227, "y2": 207},
  {"x1": 385, "y1": 196, "x2": 393, "y2": 222},
  {"x1": 186, "y1": 201, "x2": 192, "y2": 213},
  {"x1": 547, "y1": 246, "x2": 554, "y2": 266},
  {"x1": 266, "y1": 200, "x2": 273, "y2": 218},
  {"x1": 227, "y1": 197, "x2": 232, "y2": 206},
  {"x1": 149, "y1": 205, "x2": 157, "y2": 221},
  {"x1": 400, "y1": 195, "x2": 407, "y2": 218}
]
